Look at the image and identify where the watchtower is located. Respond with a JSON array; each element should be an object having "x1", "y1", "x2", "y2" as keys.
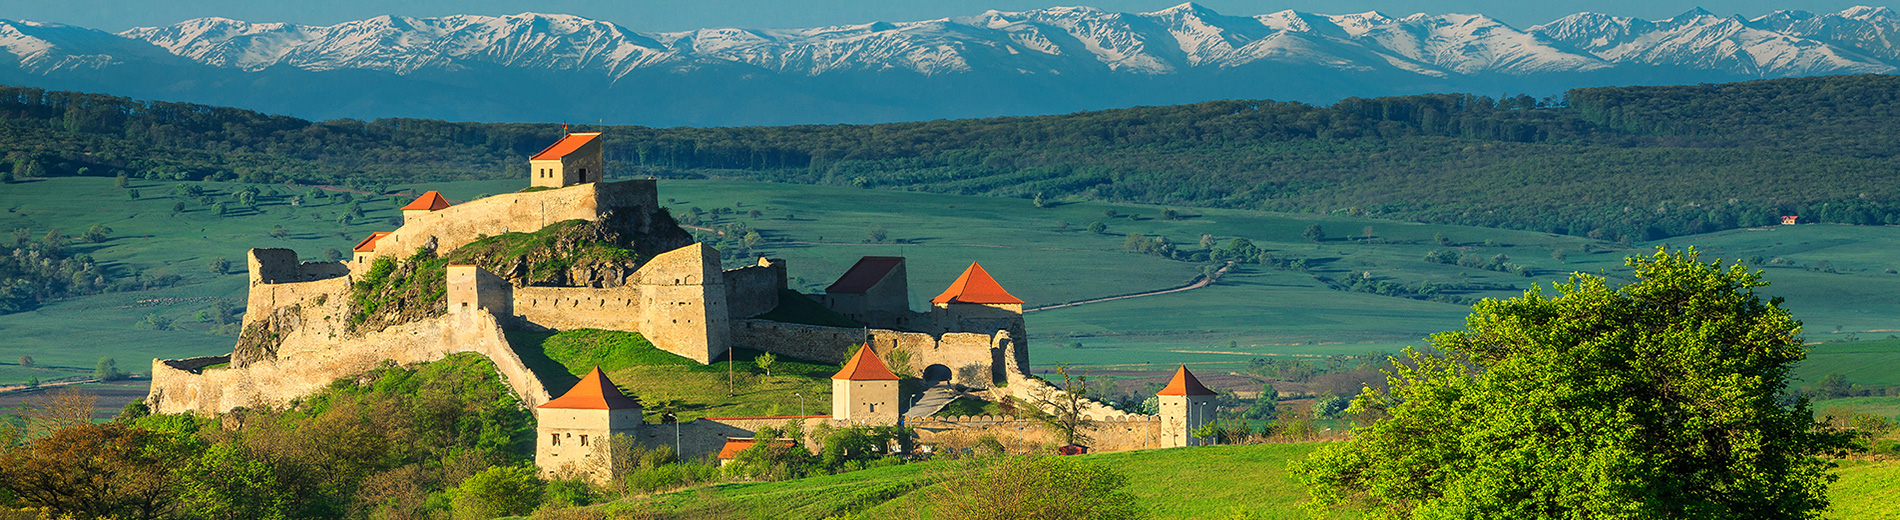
[
  {"x1": 1157, "y1": 365, "x2": 1216, "y2": 447},
  {"x1": 530, "y1": 132, "x2": 604, "y2": 188},
  {"x1": 400, "y1": 190, "x2": 450, "y2": 223},
  {"x1": 929, "y1": 262, "x2": 1025, "y2": 340},
  {"x1": 831, "y1": 347, "x2": 900, "y2": 425},
  {"x1": 536, "y1": 367, "x2": 642, "y2": 483}
]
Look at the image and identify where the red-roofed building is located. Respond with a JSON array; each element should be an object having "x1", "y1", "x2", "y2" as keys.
[
  {"x1": 715, "y1": 438, "x2": 797, "y2": 466},
  {"x1": 536, "y1": 367, "x2": 643, "y2": 483},
  {"x1": 351, "y1": 231, "x2": 392, "y2": 264},
  {"x1": 400, "y1": 190, "x2": 451, "y2": 223},
  {"x1": 929, "y1": 262, "x2": 1027, "y2": 354},
  {"x1": 1156, "y1": 365, "x2": 1217, "y2": 447},
  {"x1": 930, "y1": 262, "x2": 1022, "y2": 305},
  {"x1": 819, "y1": 256, "x2": 911, "y2": 328},
  {"x1": 832, "y1": 347, "x2": 901, "y2": 424},
  {"x1": 530, "y1": 132, "x2": 604, "y2": 188}
]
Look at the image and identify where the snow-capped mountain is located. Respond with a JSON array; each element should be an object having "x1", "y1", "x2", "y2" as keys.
[{"x1": 2, "y1": 4, "x2": 1897, "y2": 126}]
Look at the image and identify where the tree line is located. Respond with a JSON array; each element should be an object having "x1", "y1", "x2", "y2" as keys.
[{"x1": 7, "y1": 75, "x2": 1900, "y2": 240}]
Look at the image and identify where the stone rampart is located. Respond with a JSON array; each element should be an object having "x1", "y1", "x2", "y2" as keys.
[
  {"x1": 512, "y1": 286, "x2": 646, "y2": 331},
  {"x1": 358, "y1": 180, "x2": 659, "y2": 274},
  {"x1": 149, "y1": 308, "x2": 551, "y2": 415},
  {"x1": 731, "y1": 320, "x2": 866, "y2": 364},
  {"x1": 908, "y1": 414, "x2": 1167, "y2": 453},
  {"x1": 722, "y1": 259, "x2": 785, "y2": 319}
]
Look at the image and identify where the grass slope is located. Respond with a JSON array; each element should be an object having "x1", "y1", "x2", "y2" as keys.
[
  {"x1": 506, "y1": 329, "x2": 836, "y2": 421},
  {"x1": 609, "y1": 443, "x2": 1897, "y2": 520}
]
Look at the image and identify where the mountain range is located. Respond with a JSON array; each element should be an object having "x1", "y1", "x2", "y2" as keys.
[{"x1": 2, "y1": 4, "x2": 1898, "y2": 125}]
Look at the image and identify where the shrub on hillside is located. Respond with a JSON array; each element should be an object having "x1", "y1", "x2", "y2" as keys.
[{"x1": 928, "y1": 456, "x2": 1145, "y2": 520}]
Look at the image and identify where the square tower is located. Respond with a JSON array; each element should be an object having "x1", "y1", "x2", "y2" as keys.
[
  {"x1": 930, "y1": 261, "x2": 1027, "y2": 342},
  {"x1": 529, "y1": 132, "x2": 604, "y2": 188},
  {"x1": 399, "y1": 190, "x2": 451, "y2": 224},
  {"x1": 1157, "y1": 365, "x2": 1217, "y2": 447},
  {"x1": 536, "y1": 367, "x2": 643, "y2": 484},
  {"x1": 831, "y1": 346, "x2": 901, "y2": 425}
]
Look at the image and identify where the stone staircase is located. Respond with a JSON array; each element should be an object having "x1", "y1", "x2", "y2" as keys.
[{"x1": 904, "y1": 381, "x2": 965, "y2": 418}]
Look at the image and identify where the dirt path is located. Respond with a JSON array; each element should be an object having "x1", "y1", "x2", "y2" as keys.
[{"x1": 1026, "y1": 261, "x2": 1232, "y2": 313}]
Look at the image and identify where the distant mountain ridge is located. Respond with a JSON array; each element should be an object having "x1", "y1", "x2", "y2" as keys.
[{"x1": 2, "y1": 4, "x2": 1897, "y2": 125}]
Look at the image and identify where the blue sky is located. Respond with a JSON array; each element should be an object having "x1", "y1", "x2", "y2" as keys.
[{"x1": 1, "y1": 0, "x2": 1885, "y2": 32}]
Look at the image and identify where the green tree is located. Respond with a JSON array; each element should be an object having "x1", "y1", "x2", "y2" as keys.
[
  {"x1": 84, "y1": 224, "x2": 112, "y2": 243},
  {"x1": 1087, "y1": 221, "x2": 1107, "y2": 234},
  {"x1": 1021, "y1": 365, "x2": 1095, "y2": 447},
  {"x1": 866, "y1": 224, "x2": 888, "y2": 244},
  {"x1": 175, "y1": 444, "x2": 291, "y2": 520},
  {"x1": 209, "y1": 257, "x2": 231, "y2": 275},
  {"x1": 0, "y1": 423, "x2": 188, "y2": 520},
  {"x1": 114, "y1": 174, "x2": 128, "y2": 188},
  {"x1": 449, "y1": 466, "x2": 544, "y2": 520},
  {"x1": 270, "y1": 225, "x2": 289, "y2": 240},
  {"x1": 1301, "y1": 223, "x2": 1326, "y2": 243},
  {"x1": 322, "y1": 248, "x2": 344, "y2": 262},
  {"x1": 172, "y1": 201, "x2": 186, "y2": 214},
  {"x1": 754, "y1": 351, "x2": 777, "y2": 377},
  {"x1": 17, "y1": 355, "x2": 32, "y2": 367},
  {"x1": 95, "y1": 356, "x2": 127, "y2": 381},
  {"x1": 1295, "y1": 249, "x2": 1858, "y2": 519},
  {"x1": 127, "y1": 188, "x2": 139, "y2": 199}
]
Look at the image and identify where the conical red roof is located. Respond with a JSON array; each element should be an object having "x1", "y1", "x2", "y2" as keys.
[
  {"x1": 1156, "y1": 365, "x2": 1215, "y2": 396},
  {"x1": 930, "y1": 262, "x2": 1023, "y2": 304},
  {"x1": 538, "y1": 367, "x2": 642, "y2": 410},
  {"x1": 400, "y1": 191, "x2": 451, "y2": 211},
  {"x1": 832, "y1": 347, "x2": 900, "y2": 381}
]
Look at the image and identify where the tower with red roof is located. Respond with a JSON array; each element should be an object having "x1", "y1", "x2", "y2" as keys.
[
  {"x1": 399, "y1": 190, "x2": 451, "y2": 223},
  {"x1": 530, "y1": 132, "x2": 604, "y2": 188},
  {"x1": 929, "y1": 261, "x2": 1027, "y2": 339},
  {"x1": 536, "y1": 367, "x2": 643, "y2": 482},
  {"x1": 832, "y1": 346, "x2": 901, "y2": 424},
  {"x1": 1157, "y1": 365, "x2": 1217, "y2": 447}
]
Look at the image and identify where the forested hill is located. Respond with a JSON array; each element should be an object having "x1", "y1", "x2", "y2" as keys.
[{"x1": 6, "y1": 74, "x2": 1900, "y2": 241}]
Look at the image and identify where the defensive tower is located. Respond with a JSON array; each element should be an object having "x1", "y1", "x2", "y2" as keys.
[
  {"x1": 1157, "y1": 365, "x2": 1217, "y2": 447},
  {"x1": 536, "y1": 367, "x2": 643, "y2": 483},
  {"x1": 530, "y1": 132, "x2": 604, "y2": 188},
  {"x1": 831, "y1": 347, "x2": 900, "y2": 424}
]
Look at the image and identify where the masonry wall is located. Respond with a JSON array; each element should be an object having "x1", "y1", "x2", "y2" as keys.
[
  {"x1": 149, "y1": 308, "x2": 553, "y2": 415},
  {"x1": 512, "y1": 286, "x2": 646, "y2": 331},
  {"x1": 730, "y1": 320, "x2": 865, "y2": 364},
  {"x1": 908, "y1": 414, "x2": 1169, "y2": 453},
  {"x1": 723, "y1": 259, "x2": 786, "y2": 319},
  {"x1": 357, "y1": 180, "x2": 659, "y2": 274}
]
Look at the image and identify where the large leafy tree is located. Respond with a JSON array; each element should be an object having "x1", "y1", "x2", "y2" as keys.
[{"x1": 1296, "y1": 249, "x2": 1857, "y2": 519}]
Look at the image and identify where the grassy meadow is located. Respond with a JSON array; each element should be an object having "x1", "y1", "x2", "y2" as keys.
[
  {"x1": 3, "y1": 176, "x2": 1900, "y2": 391},
  {"x1": 553, "y1": 442, "x2": 1899, "y2": 520}
]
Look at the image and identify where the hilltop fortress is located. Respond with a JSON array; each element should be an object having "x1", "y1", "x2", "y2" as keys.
[{"x1": 147, "y1": 133, "x2": 1215, "y2": 481}]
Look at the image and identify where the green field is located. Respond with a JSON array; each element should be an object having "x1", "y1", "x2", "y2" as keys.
[
  {"x1": 560, "y1": 442, "x2": 1897, "y2": 520},
  {"x1": 5, "y1": 176, "x2": 1900, "y2": 387}
]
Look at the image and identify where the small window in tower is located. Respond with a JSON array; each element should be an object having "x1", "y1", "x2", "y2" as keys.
[
  {"x1": 551, "y1": 434, "x2": 560, "y2": 446},
  {"x1": 580, "y1": 435, "x2": 589, "y2": 446}
]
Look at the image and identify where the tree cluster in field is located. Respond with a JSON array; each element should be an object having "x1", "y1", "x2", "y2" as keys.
[
  {"x1": 0, "y1": 226, "x2": 118, "y2": 313},
  {"x1": 11, "y1": 75, "x2": 1900, "y2": 241}
]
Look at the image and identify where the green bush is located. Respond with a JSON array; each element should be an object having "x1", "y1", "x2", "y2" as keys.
[{"x1": 450, "y1": 466, "x2": 544, "y2": 520}]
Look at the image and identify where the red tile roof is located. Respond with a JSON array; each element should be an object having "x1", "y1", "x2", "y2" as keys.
[
  {"x1": 825, "y1": 256, "x2": 904, "y2": 294},
  {"x1": 538, "y1": 367, "x2": 642, "y2": 410},
  {"x1": 717, "y1": 438, "x2": 795, "y2": 459},
  {"x1": 1156, "y1": 365, "x2": 1216, "y2": 396},
  {"x1": 400, "y1": 190, "x2": 450, "y2": 211},
  {"x1": 832, "y1": 347, "x2": 900, "y2": 381},
  {"x1": 352, "y1": 231, "x2": 392, "y2": 253},
  {"x1": 530, "y1": 132, "x2": 601, "y2": 161},
  {"x1": 930, "y1": 262, "x2": 1023, "y2": 305}
]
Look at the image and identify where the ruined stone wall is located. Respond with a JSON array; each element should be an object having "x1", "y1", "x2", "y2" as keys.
[
  {"x1": 357, "y1": 180, "x2": 659, "y2": 275},
  {"x1": 512, "y1": 286, "x2": 646, "y2": 331},
  {"x1": 626, "y1": 244, "x2": 727, "y2": 364},
  {"x1": 909, "y1": 414, "x2": 1168, "y2": 453},
  {"x1": 731, "y1": 320, "x2": 865, "y2": 364},
  {"x1": 244, "y1": 249, "x2": 351, "y2": 329},
  {"x1": 722, "y1": 258, "x2": 785, "y2": 319},
  {"x1": 149, "y1": 308, "x2": 552, "y2": 415}
]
